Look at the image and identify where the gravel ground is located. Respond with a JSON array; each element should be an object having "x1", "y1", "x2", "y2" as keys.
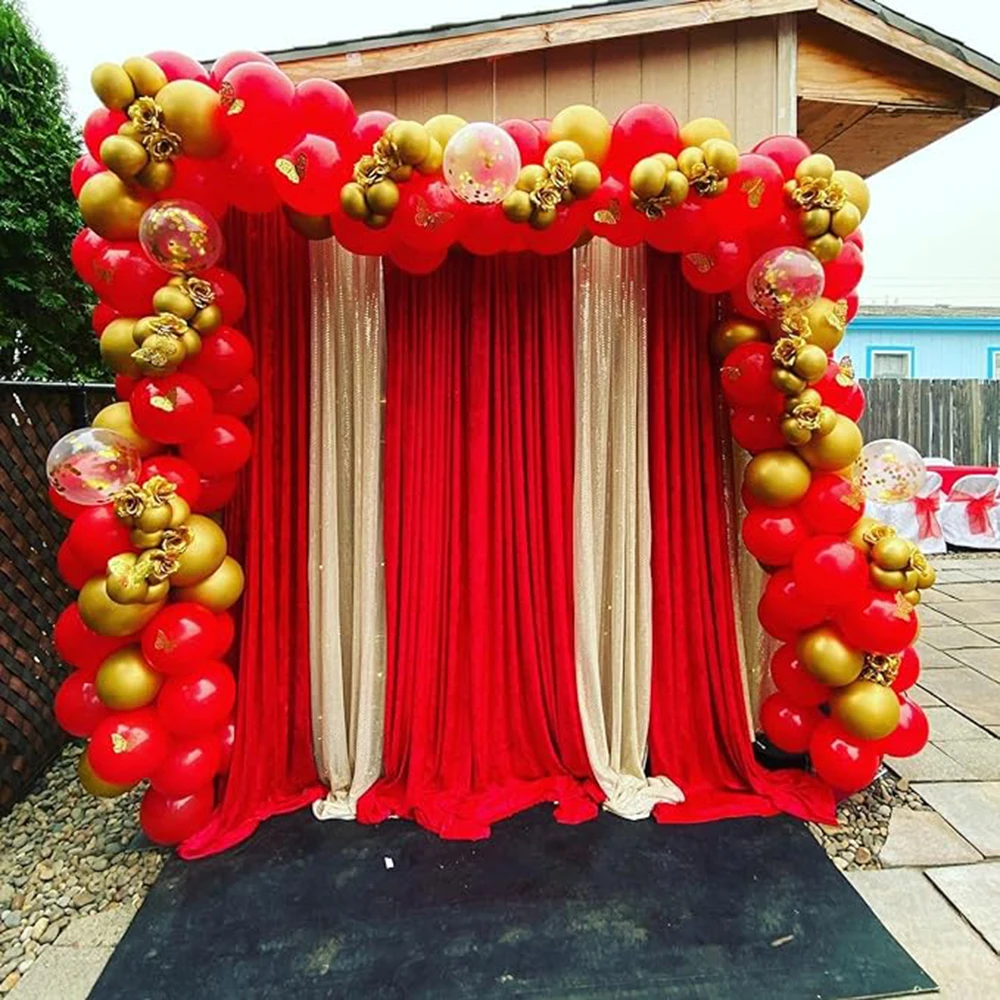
[
  {"x1": 0, "y1": 742, "x2": 164, "y2": 994},
  {"x1": 807, "y1": 769, "x2": 931, "y2": 872}
]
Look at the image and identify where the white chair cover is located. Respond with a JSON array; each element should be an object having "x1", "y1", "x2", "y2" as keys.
[
  {"x1": 941, "y1": 474, "x2": 1000, "y2": 550},
  {"x1": 867, "y1": 472, "x2": 946, "y2": 555}
]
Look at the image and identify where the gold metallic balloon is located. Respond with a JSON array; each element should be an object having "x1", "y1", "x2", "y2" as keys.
[
  {"x1": 795, "y1": 153, "x2": 836, "y2": 182},
  {"x1": 904, "y1": 589, "x2": 921, "y2": 606},
  {"x1": 701, "y1": 138, "x2": 739, "y2": 176},
  {"x1": 95, "y1": 646, "x2": 163, "y2": 710},
  {"x1": 386, "y1": 120, "x2": 430, "y2": 166},
  {"x1": 847, "y1": 516, "x2": 880, "y2": 554},
  {"x1": 798, "y1": 626, "x2": 864, "y2": 687},
  {"x1": 78, "y1": 172, "x2": 151, "y2": 241},
  {"x1": 781, "y1": 418, "x2": 813, "y2": 447},
  {"x1": 816, "y1": 406, "x2": 838, "y2": 437},
  {"x1": 793, "y1": 344, "x2": 829, "y2": 382},
  {"x1": 653, "y1": 152, "x2": 678, "y2": 172},
  {"x1": 799, "y1": 415, "x2": 863, "y2": 471},
  {"x1": 744, "y1": 450, "x2": 812, "y2": 506},
  {"x1": 677, "y1": 146, "x2": 705, "y2": 177},
  {"x1": 424, "y1": 114, "x2": 467, "y2": 150},
  {"x1": 663, "y1": 170, "x2": 689, "y2": 206},
  {"x1": 191, "y1": 305, "x2": 222, "y2": 334},
  {"x1": 831, "y1": 680, "x2": 900, "y2": 741},
  {"x1": 365, "y1": 179, "x2": 400, "y2": 215},
  {"x1": 136, "y1": 160, "x2": 176, "y2": 193},
  {"x1": 772, "y1": 369, "x2": 807, "y2": 395},
  {"x1": 630, "y1": 157, "x2": 667, "y2": 199},
  {"x1": 153, "y1": 286, "x2": 197, "y2": 320},
  {"x1": 100, "y1": 318, "x2": 142, "y2": 377},
  {"x1": 132, "y1": 333, "x2": 186, "y2": 375},
  {"x1": 679, "y1": 117, "x2": 731, "y2": 147},
  {"x1": 78, "y1": 749, "x2": 134, "y2": 799},
  {"x1": 157, "y1": 80, "x2": 226, "y2": 158},
  {"x1": 284, "y1": 208, "x2": 334, "y2": 241},
  {"x1": 174, "y1": 555, "x2": 244, "y2": 611},
  {"x1": 872, "y1": 536, "x2": 913, "y2": 571},
  {"x1": 168, "y1": 494, "x2": 190, "y2": 527},
  {"x1": 570, "y1": 160, "x2": 601, "y2": 198},
  {"x1": 78, "y1": 577, "x2": 164, "y2": 637},
  {"x1": 544, "y1": 140, "x2": 585, "y2": 168},
  {"x1": 530, "y1": 207, "x2": 557, "y2": 230},
  {"x1": 548, "y1": 105, "x2": 612, "y2": 166},
  {"x1": 786, "y1": 388, "x2": 823, "y2": 413},
  {"x1": 100, "y1": 135, "x2": 149, "y2": 179},
  {"x1": 803, "y1": 297, "x2": 848, "y2": 353},
  {"x1": 832, "y1": 169, "x2": 870, "y2": 220},
  {"x1": 710, "y1": 317, "x2": 767, "y2": 360},
  {"x1": 801, "y1": 208, "x2": 831, "y2": 238},
  {"x1": 417, "y1": 138, "x2": 443, "y2": 175},
  {"x1": 340, "y1": 182, "x2": 368, "y2": 221},
  {"x1": 831, "y1": 202, "x2": 862, "y2": 238},
  {"x1": 171, "y1": 514, "x2": 227, "y2": 587},
  {"x1": 808, "y1": 233, "x2": 844, "y2": 262},
  {"x1": 91, "y1": 62, "x2": 135, "y2": 110},
  {"x1": 917, "y1": 563, "x2": 937, "y2": 589},
  {"x1": 869, "y1": 564, "x2": 908, "y2": 591},
  {"x1": 121, "y1": 56, "x2": 168, "y2": 98},
  {"x1": 502, "y1": 190, "x2": 533, "y2": 223},
  {"x1": 136, "y1": 502, "x2": 174, "y2": 534},
  {"x1": 92, "y1": 402, "x2": 160, "y2": 457},
  {"x1": 368, "y1": 213, "x2": 390, "y2": 230}
]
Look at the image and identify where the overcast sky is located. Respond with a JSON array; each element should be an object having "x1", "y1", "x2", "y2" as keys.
[{"x1": 21, "y1": 0, "x2": 1000, "y2": 306}]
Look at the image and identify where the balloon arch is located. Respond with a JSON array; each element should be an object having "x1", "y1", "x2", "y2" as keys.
[{"x1": 52, "y1": 50, "x2": 932, "y2": 847}]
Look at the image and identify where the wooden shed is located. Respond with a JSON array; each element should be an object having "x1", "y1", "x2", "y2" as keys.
[{"x1": 267, "y1": 0, "x2": 1000, "y2": 176}]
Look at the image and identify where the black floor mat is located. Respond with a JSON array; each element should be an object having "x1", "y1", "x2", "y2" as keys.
[{"x1": 90, "y1": 806, "x2": 934, "y2": 1000}]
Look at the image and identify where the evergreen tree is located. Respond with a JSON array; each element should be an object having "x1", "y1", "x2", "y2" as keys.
[{"x1": 0, "y1": 0, "x2": 99, "y2": 380}]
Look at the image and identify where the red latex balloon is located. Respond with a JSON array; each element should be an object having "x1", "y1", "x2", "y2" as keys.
[
  {"x1": 458, "y1": 202, "x2": 522, "y2": 257},
  {"x1": 724, "y1": 154, "x2": 785, "y2": 230},
  {"x1": 389, "y1": 243, "x2": 448, "y2": 276},
  {"x1": 157, "y1": 661, "x2": 237, "y2": 737},
  {"x1": 53, "y1": 604, "x2": 129, "y2": 671},
  {"x1": 845, "y1": 291, "x2": 859, "y2": 322},
  {"x1": 139, "y1": 456, "x2": 202, "y2": 506},
  {"x1": 846, "y1": 229, "x2": 864, "y2": 251},
  {"x1": 836, "y1": 589, "x2": 919, "y2": 655},
  {"x1": 589, "y1": 177, "x2": 646, "y2": 248},
  {"x1": 500, "y1": 119, "x2": 545, "y2": 165},
  {"x1": 876, "y1": 695, "x2": 928, "y2": 758},
  {"x1": 89, "y1": 709, "x2": 170, "y2": 784},
  {"x1": 792, "y1": 535, "x2": 869, "y2": 606},
  {"x1": 822, "y1": 241, "x2": 864, "y2": 301},
  {"x1": 394, "y1": 177, "x2": 465, "y2": 254},
  {"x1": 214, "y1": 612, "x2": 236, "y2": 657},
  {"x1": 742, "y1": 508, "x2": 811, "y2": 567},
  {"x1": 892, "y1": 646, "x2": 920, "y2": 693},
  {"x1": 212, "y1": 373, "x2": 260, "y2": 418},
  {"x1": 182, "y1": 326, "x2": 254, "y2": 391},
  {"x1": 271, "y1": 133, "x2": 342, "y2": 215},
  {"x1": 222, "y1": 151, "x2": 281, "y2": 214},
  {"x1": 758, "y1": 568, "x2": 829, "y2": 639},
  {"x1": 294, "y1": 79, "x2": 356, "y2": 139},
  {"x1": 681, "y1": 239, "x2": 751, "y2": 295},
  {"x1": 607, "y1": 104, "x2": 680, "y2": 174},
  {"x1": 647, "y1": 200, "x2": 715, "y2": 256},
  {"x1": 730, "y1": 407, "x2": 786, "y2": 453},
  {"x1": 349, "y1": 110, "x2": 396, "y2": 158},
  {"x1": 761, "y1": 692, "x2": 823, "y2": 753},
  {"x1": 223, "y1": 61, "x2": 301, "y2": 163},
  {"x1": 150, "y1": 734, "x2": 222, "y2": 797},
  {"x1": 193, "y1": 474, "x2": 239, "y2": 514},
  {"x1": 165, "y1": 158, "x2": 230, "y2": 219},
  {"x1": 57, "y1": 540, "x2": 91, "y2": 589},
  {"x1": 54, "y1": 669, "x2": 108, "y2": 738},
  {"x1": 531, "y1": 118, "x2": 552, "y2": 140},
  {"x1": 331, "y1": 212, "x2": 394, "y2": 257},
  {"x1": 71, "y1": 228, "x2": 104, "y2": 285},
  {"x1": 751, "y1": 135, "x2": 811, "y2": 181},
  {"x1": 813, "y1": 360, "x2": 865, "y2": 422},
  {"x1": 91, "y1": 301, "x2": 118, "y2": 336},
  {"x1": 71, "y1": 154, "x2": 103, "y2": 198},
  {"x1": 202, "y1": 268, "x2": 246, "y2": 325},
  {"x1": 83, "y1": 107, "x2": 126, "y2": 159},
  {"x1": 115, "y1": 375, "x2": 136, "y2": 401},
  {"x1": 146, "y1": 50, "x2": 211, "y2": 84},
  {"x1": 210, "y1": 49, "x2": 275, "y2": 87},
  {"x1": 770, "y1": 644, "x2": 831, "y2": 708},
  {"x1": 131, "y1": 375, "x2": 214, "y2": 445},
  {"x1": 809, "y1": 718, "x2": 881, "y2": 793},
  {"x1": 799, "y1": 473, "x2": 865, "y2": 534},
  {"x1": 66, "y1": 505, "x2": 135, "y2": 577},
  {"x1": 142, "y1": 603, "x2": 222, "y2": 675},
  {"x1": 48, "y1": 487, "x2": 93, "y2": 520},
  {"x1": 180, "y1": 416, "x2": 252, "y2": 476},
  {"x1": 720, "y1": 342, "x2": 783, "y2": 411},
  {"x1": 217, "y1": 718, "x2": 236, "y2": 773},
  {"x1": 140, "y1": 784, "x2": 215, "y2": 846},
  {"x1": 95, "y1": 242, "x2": 163, "y2": 316}
]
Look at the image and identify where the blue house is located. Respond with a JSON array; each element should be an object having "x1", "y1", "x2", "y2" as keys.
[{"x1": 840, "y1": 307, "x2": 1000, "y2": 379}]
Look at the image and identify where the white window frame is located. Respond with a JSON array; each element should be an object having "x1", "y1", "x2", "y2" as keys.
[{"x1": 870, "y1": 349, "x2": 913, "y2": 379}]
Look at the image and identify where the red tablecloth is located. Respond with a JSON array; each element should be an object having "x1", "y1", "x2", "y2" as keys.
[{"x1": 928, "y1": 465, "x2": 998, "y2": 493}]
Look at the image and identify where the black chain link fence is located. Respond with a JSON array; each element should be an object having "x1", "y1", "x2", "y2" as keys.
[{"x1": 0, "y1": 381, "x2": 114, "y2": 813}]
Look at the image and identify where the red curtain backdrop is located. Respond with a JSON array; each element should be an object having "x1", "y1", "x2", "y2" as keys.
[
  {"x1": 357, "y1": 252, "x2": 600, "y2": 839},
  {"x1": 181, "y1": 212, "x2": 324, "y2": 859},
  {"x1": 646, "y1": 251, "x2": 835, "y2": 825}
]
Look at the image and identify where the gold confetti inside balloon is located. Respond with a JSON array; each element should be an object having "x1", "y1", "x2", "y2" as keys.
[
  {"x1": 856, "y1": 438, "x2": 926, "y2": 503},
  {"x1": 46, "y1": 428, "x2": 141, "y2": 505},
  {"x1": 139, "y1": 199, "x2": 222, "y2": 274},
  {"x1": 443, "y1": 122, "x2": 521, "y2": 205},
  {"x1": 746, "y1": 246, "x2": 825, "y2": 320}
]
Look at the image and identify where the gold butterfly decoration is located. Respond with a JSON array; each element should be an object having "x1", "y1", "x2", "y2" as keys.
[
  {"x1": 149, "y1": 389, "x2": 177, "y2": 413},
  {"x1": 153, "y1": 629, "x2": 178, "y2": 653},
  {"x1": 741, "y1": 177, "x2": 765, "y2": 208},
  {"x1": 684, "y1": 252, "x2": 713, "y2": 274},
  {"x1": 836, "y1": 356, "x2": 856, "y2": 387},
  {"x1": 592, "y1": 198, "x2": 621, "y2": 226},
  {"x1": 414, "y1": 197, "x2": 454, "y2": 231},
  {"x1": 219, "y1": 82, "x2": 245, "y2": 116},
  {"x1": 275, "y1": 153, "x2": 309, "y2": 185},
  {"x1": 110, "y1": 733, "x2": 129, "y2": 754}
]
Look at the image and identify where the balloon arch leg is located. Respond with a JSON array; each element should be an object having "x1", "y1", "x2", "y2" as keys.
[{"x1": 52, "y1": 50, "x2": 931, "y2": 850}]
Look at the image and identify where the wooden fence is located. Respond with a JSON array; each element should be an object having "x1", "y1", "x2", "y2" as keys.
[
  {"x1": 0, "y1": 381, "x2": 114, "y2": 812},
  {"x1": 857, "y1": 379, "x2": 1000, "y2": 467}
]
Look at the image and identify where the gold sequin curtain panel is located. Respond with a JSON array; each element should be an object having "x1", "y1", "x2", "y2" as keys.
[{"x1": 308, "y1": 240, "x2": 387, "y2": 820}]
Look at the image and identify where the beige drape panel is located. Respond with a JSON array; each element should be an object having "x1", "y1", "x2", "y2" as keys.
[
  {"x1": 573, "y1": 241, "x2": 683, "y2": 818},
  {"x1": 308, "y1": 240, "x2": 386, "y2": 820}
]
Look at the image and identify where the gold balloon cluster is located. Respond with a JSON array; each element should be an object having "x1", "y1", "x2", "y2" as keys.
[
  {"x1": 341, "y1": 119, "x2": 444, "y2": 228},
  {"x1": 848, "y1": 518, "x2": 937, "y2": 604},
  {"x1": 81, "y1": 60, "x2": 226, "y2": 239},
  {"x1": 785, "y1": 154, "x2": 870, "y2": 262},
  {"x1": 629, "y1": 117, "x2": 738, "y2": 217},
  {"x1": 779, "y1": 296, "x2": 849, "y2": 353},
  {"x1": 102, "y1": 277, "x2": 219, "y2": 378}
]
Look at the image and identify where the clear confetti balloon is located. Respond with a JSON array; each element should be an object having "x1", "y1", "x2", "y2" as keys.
[
  {"x1": 746, "y1": 246, "x2": 825, "y2": 319},
  {"x1": 47, "y1": 428, "x2": 141, "y2": 505},
  {"x1": 443, "y1": 122, "x2": 521, "y2": 205},
  {"x1": 856, "y1": 439, "x2": 926, "y2": 503},
  {"x1": 139, "y1": 199, "x2": 223, "y2": 274}
]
